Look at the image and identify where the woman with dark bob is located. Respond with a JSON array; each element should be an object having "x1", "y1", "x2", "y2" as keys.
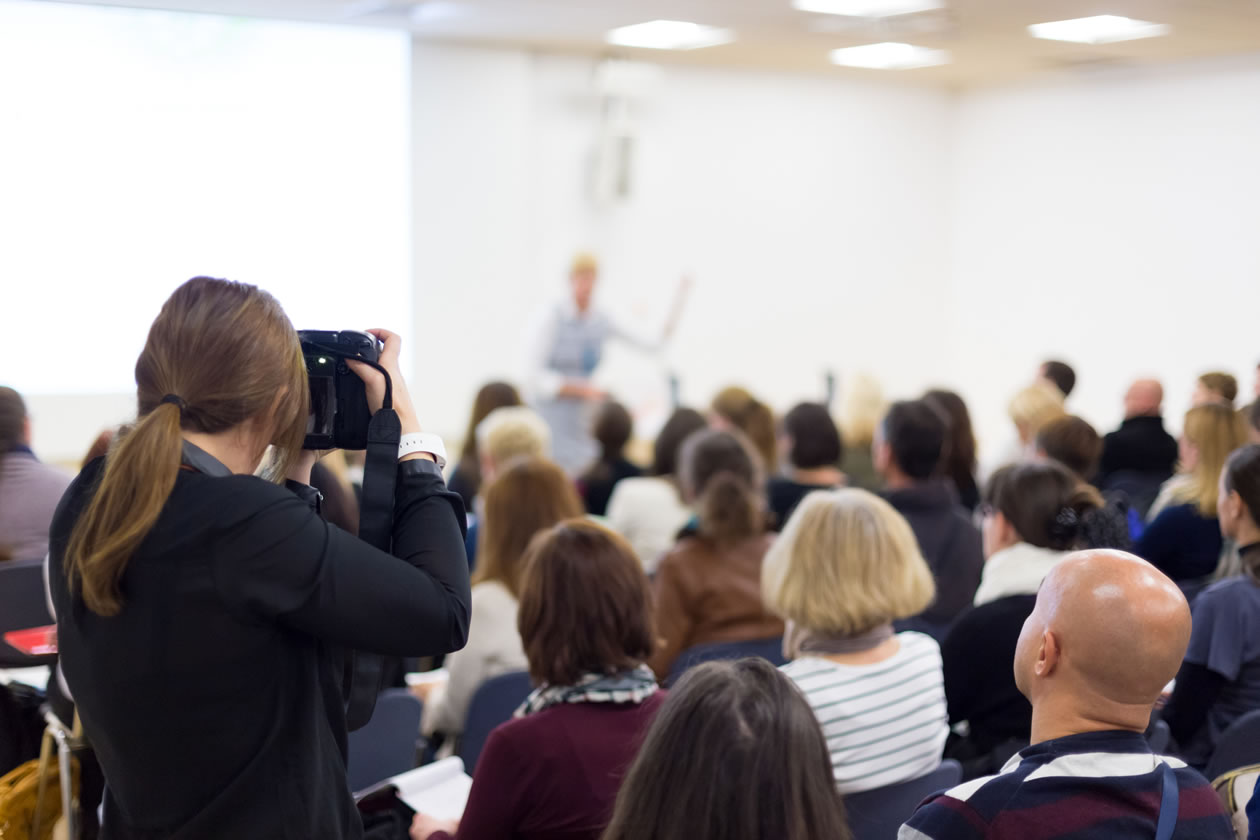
[
  {"x1": 602, "y1": 658, "x2": 850, "y2": 840},
  {"x1": 412, "y1": 520, "x2": 665, "y2": 840},
  {"x1": 47, "y1": 277, "x2": 470, "y2": 839}
]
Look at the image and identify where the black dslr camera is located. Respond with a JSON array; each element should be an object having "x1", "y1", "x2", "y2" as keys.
[{"x1": 298, "y1": 330, "x2": 381, "y2": 450}]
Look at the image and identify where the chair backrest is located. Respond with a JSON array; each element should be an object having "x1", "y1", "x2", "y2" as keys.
[
  {"x1": 0, "y1": 561, "x2": 55, "y2": 668},
  {"x1": 458, "y1": 670, "x2": 533, "y2": 772},
  {"x1": 666, "y1": 636, "x2": 786, "y2": 686},
  {"x1": 1206, "y1": 709, "x2": 1260, "y2": 784},
  {"x1": 346, "y1": 688, "x2": 422, "y2": 793},
  {"x1": 1146, "y1": 718, "x2": 1172, "y2": 754},
  {"x1": 844, "y1": 759, "x2": 963, "y2": 840}
]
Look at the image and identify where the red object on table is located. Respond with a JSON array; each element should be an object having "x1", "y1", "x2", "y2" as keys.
[{"x1": 4, "y1": 625, "x2": 57, "y2": 656}]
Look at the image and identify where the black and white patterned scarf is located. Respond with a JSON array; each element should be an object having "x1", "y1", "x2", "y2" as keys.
[{"x1": 514, "y1": 664, "x2": 658, "y2": 718}]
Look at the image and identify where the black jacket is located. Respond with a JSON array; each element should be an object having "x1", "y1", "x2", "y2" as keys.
[
  {"x1": 48, "y1": 456, "x2": 470, "y2": 840},
  {"x1": 1098, "y1": 416, "x2": 1179, "y2": 484},
  {"x1": 883, "y1": 480, "x2": 984, "y2": 631}
]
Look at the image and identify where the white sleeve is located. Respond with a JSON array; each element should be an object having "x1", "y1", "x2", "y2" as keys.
[{"x1": 524, "y1": 304, "x2": 566, "y2": 399}]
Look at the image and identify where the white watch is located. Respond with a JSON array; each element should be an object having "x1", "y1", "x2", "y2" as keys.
[{"x1": 398, "y1": 433, "x2": 447, "y2": 469}]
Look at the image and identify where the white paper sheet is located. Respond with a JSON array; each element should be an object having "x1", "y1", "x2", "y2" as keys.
[{"x1": 389, "y1": 757, "x2": 472, "y2": 821}]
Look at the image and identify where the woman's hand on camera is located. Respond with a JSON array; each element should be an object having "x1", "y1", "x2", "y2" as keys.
[{"x1": 347, "y1": 328, "x2": 421, "y2": 437}]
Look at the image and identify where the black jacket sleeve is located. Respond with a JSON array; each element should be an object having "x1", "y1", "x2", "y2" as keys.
[
  {"x1": 1163, "y1": 661, "x2": 1226, "y2": 750},
  {"x1": 211, "y1": 468, "x2": 471, "y2": 657}
]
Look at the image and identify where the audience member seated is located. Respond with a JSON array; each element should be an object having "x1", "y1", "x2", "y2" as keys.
[
  {"x1": 1245, "y1": 362, "x2": 1260, "y2": 440},
  {"x1": 1096, "y1": 379, "x2": 1179, "y2": 512},
  {"x1": 767, "y1": 402, "x2": 845, "y2": 528},
  {"x1": 1163, "y1": 444, "x2": 1260, "y2": 768},
  {"x1": 464, "y1": 405, "x2": 552, "y2": 569},
  {"x1": 447, "y1": 382, "x2": 522, "y2": 511},
  {"x1": 981, "y1": 382, "x2": 1065, "y2": 482},
  {"x1": 1138, "y1": 403, "x2": 1247, "y2": 582},
  {"x1": 577, "y1": 400, "x2": 642, "y2": 517},
  {"x1": 648, "y1": 429, "x2": 784, "y2": 679},
  {"x1": 1195, "y1": 371, "x2": 1240, "y2": 408},
  {"x1": 764, "y1": 489, "x2": 947, "y2": 794},
  {"x1": 710, "y1": 385, "x2": 778, "y2": 474},
  {"x1": 82, "y1": 427, "x2": 117, "y2": 468},
  {"x1": 605, "y1": 408, "x2": 708, "y2": 573},
  {"x1": 420, "y1": 458, "x2": 583, "y2": 741},
  {"x1": 1250, "y1": 398, "x2": 1260, "y2": 444},
  {"x1": 411, "y1": 521, "x2": 665, "y2": 840},
  {"x1": 1035, "y1": 415, "x2": 1131, "y2": 550},
  {"x1": 902, "y1": 550, "x2": 1233, "y2": 840},
  {"x1": 838, "y1": 373, "x2": 885, "y2": 491},
  {"x1": 1038, "y1": 359, "x2": 1076, "y2": 400},
  {"x1": 0, "y1": 386, "x2": 72, "y2": 563},
  {"x1": 602, "y1": 659, "x2": 849, "y2": 840},
  {"x1": 924, "y1": 388, "x2": 980, "y2": 511},
  {"x1": 875, "y1": 399, "x2": 983, "y2": 637},
  {"x1": 309, "y1": 457, "x2": 361, "y2": 535},
  {"x1": 974, "y1": 461, "x2": 1102, "y2": 605}
]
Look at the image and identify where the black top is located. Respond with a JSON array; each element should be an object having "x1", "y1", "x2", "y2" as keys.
[
  {"x1": 47, "y1": 455, "x2": 471, "y2": 840},
  {"x1": 766, "y1": 477, "x2": 839, "y2": 530},
  {"x1": 882, "y1": 480, "x2": 984, "y2": 629},
  {"x1": 1134, "y1": 502, "x2": 1224, "y2": 582},
  {"x1": 1097, "y1": 416, "x2": 1178, "y2": 485},
  {"x1": 579, "y1": 457, "x2": 643, "y2": 517},
  {"x1": 446, "y1": 456, "x2": 480, "y2": 512}
]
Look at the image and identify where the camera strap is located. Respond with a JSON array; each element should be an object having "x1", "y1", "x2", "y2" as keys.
[{"x1": 344, "y1": 369, "x2": 402, "y2": 731}]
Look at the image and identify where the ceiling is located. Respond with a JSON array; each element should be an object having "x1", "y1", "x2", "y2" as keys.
[{"x1": 46, "y1": 0, "x2": 1260, "y2": 89}]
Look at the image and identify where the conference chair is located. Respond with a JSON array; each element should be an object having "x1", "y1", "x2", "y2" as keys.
[
  {"x1": 0, "y1": 559, "x2": 55, "y2": 668},
  {"x1": 1206, "y1": 710, "x2": 1260, "y2": 784},
  {"x1": 844, "y1": 760, "x2": 963, "y2": 840},
  {"x1": 346, "y1": 689, "x2": 423, "y2": 793},
  {"x1": 1146, "y1": 718, "x2": 1172, "y2": 754},
  {"x1": 665, "y1": 636, "x2": 786, "y2": 686},
  {"x1": 458, "y1": 670, "x2": 533, "y2": 772}
]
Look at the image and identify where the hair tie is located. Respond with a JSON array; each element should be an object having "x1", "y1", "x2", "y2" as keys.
[
  {"x1": 1050, "y1": 506, "x2": 1081, "y2": 543},
  {"x1": 160, "y1": 394, "x2": 187, "y2": 415}
]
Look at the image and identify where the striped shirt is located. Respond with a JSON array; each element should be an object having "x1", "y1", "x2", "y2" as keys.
[
  {"x1": 900, "y1": 730, "x2": 1234, "y2": 840},
  {"x1": 782, "y1": 631, "x2": 948, "y2": 794}
]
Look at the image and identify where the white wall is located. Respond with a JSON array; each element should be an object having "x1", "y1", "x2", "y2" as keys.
[{"x1": 950, "y1": 58, "x2": 1260, "y2": 454}]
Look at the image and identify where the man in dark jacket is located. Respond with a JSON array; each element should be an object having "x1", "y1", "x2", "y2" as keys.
[
  {"x1": 875, "y1": 399, "x2": 983, "y2": 640},
  {"x1": 1096, "y1": 379, "x2": 1179, "y2": 514}
]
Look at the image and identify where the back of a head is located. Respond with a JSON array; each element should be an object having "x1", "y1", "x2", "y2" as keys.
[
  {"x1": 1123, "y1": 379, "x2": 1164, "y2": 418},
  {"x1": 1008, "y1": 382, "x2": 1066, "y2": 439},
  {"x1": 517, "y1": 520, "x2": 654, "y2": 687},
  {"x1": 838, "y1": 374, "x2": 885, "y2": 447},
  {"x1": 0, "y1": 386, "x2": 27, "y2": 455},
  {"x1": 66, "y1": 276, "x2": 309, "y2": 617},
  {"x1": 782, "y1": 403, "x2": 843, "y2": 470},
  {"x1": 986, "y1": 461, "x2": 1103, "y2": 551},
  {"x1": 651, "y1": 408, "x2": 707, "y2": 477},
  {"x1": 882, "y1": 399, "x2": 947, "y2": 481},
  {"x1": 763, "y1": 489, "x2": 934, "y2": 643},
  {"x1": 679, "y1": 429, "x2": 764, "y2": 544},
  {"x1": 477, "y1": 406, "x2": 552, "y2": 470},
  {"x1": 1222, "y1": 445, "x2": 1260, "y2": 580},
  {"x1": 1180, "y1": 402, "x2": 1249, "y2": 515},
  {"x1": 1036, "y1": 415, "x2": 1102, "y2": 481},
  {"x1": 1016, "y1": 550, "x2": 1190, "y2": 722},
  {"x1": 1041, "y1": 360, "x2": 1076, "y2": 398},
  {"x1": 924, "y1": 389, "x2": 978, "y2": 493},
  {"x1": 1198, "y1": 371, "x2": 1239, "y2": 406},
  {"x1": 593, "y1": 401, "x2": 634, "y2": 463},
  {"x1": 602, "y1": 659, "x2": 849, "y2": 840},
  {"x1": 477, "y1": 457, "x2": 583, "y2": 596},
  {"x1": 711, "y1": 386, "x2": 778, "y2": 473},
  {"x1": 461, "y1": 381, "x2": 522, "y2": 462}
]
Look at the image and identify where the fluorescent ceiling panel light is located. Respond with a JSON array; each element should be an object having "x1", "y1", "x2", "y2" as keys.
[
  {"x1": 793, "y1": 0, "x2": 943, "y2": 17},
  {"x1": 606, "y1": 20, "x2": 734, "y2": 50},
  {"x1": 1028, "y1": 15, "x2": 1170, "y2": 45},
  {"x1": 829, "y1": 41, "x2": 949, "y2": 69}
]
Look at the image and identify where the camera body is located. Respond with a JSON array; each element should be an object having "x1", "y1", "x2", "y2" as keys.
[{"x1": 298, "y1": 330, "x2": 380, "y2": 451}]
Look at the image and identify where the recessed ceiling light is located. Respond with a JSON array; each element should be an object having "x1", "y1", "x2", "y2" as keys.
[
  {"x1": 829, "y1": 41, "x2": 949, "y2": 69},
  {"x1": 793, "y1": 0, "x2": 943, "y2": 17},
  {"x1": 605, "y1": 20, "x2": 734, "y2": 51},
  {"x1": 1028, "y1": 15, "x2": 1170, "y2": 45}
]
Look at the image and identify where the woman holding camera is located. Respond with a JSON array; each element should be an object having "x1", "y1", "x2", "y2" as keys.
[{"x1": 47, "y1": 277, "x2": 471, "y2": 839}]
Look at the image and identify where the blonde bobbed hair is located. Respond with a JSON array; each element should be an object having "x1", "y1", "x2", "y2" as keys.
[
  {"x1": 1008, "y1": 382, "x2": 1066, "y2": 441},
  {"x1": 762, "y1": 489, "x2": 935, "y2": 646}
]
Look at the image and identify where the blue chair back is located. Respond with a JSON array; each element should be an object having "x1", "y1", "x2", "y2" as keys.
[
  {"x1": 346, "y1": 688, "x2": 422, "y2": 793},
  {"x1": 844, "y1": 760, "x2": 962, "y2": 840},
  {"x1": 458, "y1": 670, "x2": 533, "y2": 772},
  {"x1": 0, "y1": 560, "x2": 55, "y2": 667},
  {"x1": 666, "y1": 636, "x2": 786, "y2": 686},
  {"x1": 1206, "y1": 709, "x2": 1260, "y2": 783}
]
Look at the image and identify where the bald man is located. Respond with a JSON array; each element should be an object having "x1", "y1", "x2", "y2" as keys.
[
  {"x1": 1096, "y1": 379, "x2": 1179, "y2": 497},
  {"x1": 902, "y1": 551, "x2": 1232, "y2": 840}
]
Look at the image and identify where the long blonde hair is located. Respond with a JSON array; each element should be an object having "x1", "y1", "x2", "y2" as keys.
[
  {"x1": 1174, "y1": 403, "x2": 1249, "y2": 516},
  {"x1": 66, "y1": 277, "x2": 309, "y2": 616}
]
